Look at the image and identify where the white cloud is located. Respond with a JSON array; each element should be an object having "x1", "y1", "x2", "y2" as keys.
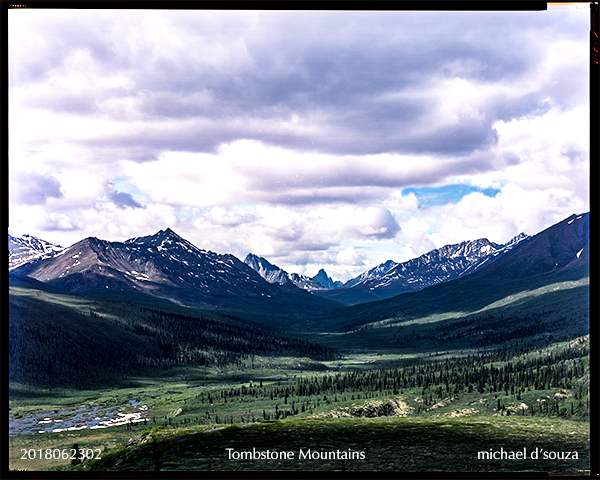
[
  {"x1": 334, "y1": 246, "x2": 367, "y2": 266},
  {"x1": 490, "y1": 106, "x2": 589, "y2": 194},
  {"x1": 8, "y1": 9, "x2": 589, "y2": 283},
  {"x1": 396, "y1": 183, "x2": 585, "y2": 253}
]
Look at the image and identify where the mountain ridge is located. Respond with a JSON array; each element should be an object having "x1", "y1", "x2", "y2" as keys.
[
  {"x1": 243, "y1": 253, "x2": 328, "y2": 291},
  {"x1": 9, "y1": 213, "x2": 587, "y2": 314},
  {"x1": 314, "y1": 233, "x2": 530, "y2": 305},
  {"x1": 10, "y1": 229, "x2": 341, "y2": 316},
  {"x1": 315, "y1": 212, "x2": 589, "y2": 332}
]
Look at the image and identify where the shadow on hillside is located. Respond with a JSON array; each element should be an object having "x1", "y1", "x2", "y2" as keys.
[{"x1": 319, "y1": 265, "x2": 589, "y2": 332}]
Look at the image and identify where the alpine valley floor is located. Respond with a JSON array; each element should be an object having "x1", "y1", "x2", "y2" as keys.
[{"x1": 8, "y1": 334, "x2": 591, "y2": 474}]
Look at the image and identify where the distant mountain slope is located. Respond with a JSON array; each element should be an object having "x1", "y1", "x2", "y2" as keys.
[
  {"x1": 243, "y1": 253, "x2": 331, "y2": 291},
  {"x1": 317, "y1": 212, "x2": 589, "y2": 332},
  {"x1": 342, "y1": 260, "x2": 398, "y2": 289},
  {"x1": 311, "y1": 269, "x2": 343, "y2": 289},
  {"x1": 316, "y1": 233, "x2": 529, "y2": 305},
  {"x1": 8, "y1": 234, "x2": 64, "y2": 270},
  {"x1": 288, "y1": 273, "x2": 326, "y2": 291},
  {"x1": 11, "y1": 229, "x2": 340, "y2": 316}
]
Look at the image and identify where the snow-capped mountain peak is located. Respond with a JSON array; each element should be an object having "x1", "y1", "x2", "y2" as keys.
[
  {"x1": 8, "y1": 234, "x2": 65, "y2": 270},
  {"x1": 315, "y1": 232, "x2": 531, "y2": 304}
]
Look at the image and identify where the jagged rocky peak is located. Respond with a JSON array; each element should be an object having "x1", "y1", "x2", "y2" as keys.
[
  {"x1": 244, "y1": 253, "x2": 277, "y2": 273},
  {"x1": 123, "y1": 228, "x2": 206, "y2": 255},
  {"x1": 434, "y1": 237, "x2": 498, "y2": 260},
  {"x1": 504, "y1": 232, "x2": 529, "y2": 247},
  {"x1": 156, "y1": 227, "x2": 180, "y2": 239},
  {"x1": 128, "y1": 227, "x2": 181, "y2": 243},
  {"x1": 244, "y1": 253, "x2": 290, "y2": 284},
  {"x1": 244, "y1": 253, "x2": 336, "y2": 290},
  {"x1": 311, "y1": 269, "x2": 342, "y2": 289},
  {"x1": 288, "y1": 272, "x2": 327, "y2": 291},
  {"x1": 244, "y1": 253, "x2": 263, "y2": 267}
]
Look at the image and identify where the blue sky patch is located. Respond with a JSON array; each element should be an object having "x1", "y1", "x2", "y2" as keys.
[{"x1": 402, "y1": 184, "x2": 500, "y2": 207}]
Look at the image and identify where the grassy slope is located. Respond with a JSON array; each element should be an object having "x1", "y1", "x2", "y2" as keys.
[
  {"x1": 39, "y1": 416, "x2": 590, "y2": 474},
  {"x1": 309, "y1": 266, "x2": 589, "y2": 333},
  {"x1": 312, "y1": 277, "x2": 589, "y2": 352}
]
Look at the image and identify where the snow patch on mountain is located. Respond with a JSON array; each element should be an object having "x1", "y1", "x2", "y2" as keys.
[
  {"x1": 8, "y1": 234, "x2": 65, "y2": 270},
  {"x1": 347, "y1": 233, "x2": 530, "y2": 294}
]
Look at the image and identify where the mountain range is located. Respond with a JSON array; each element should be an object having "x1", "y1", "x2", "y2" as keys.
[
  {"x1": 8, "y1": 213, "x2": 588, "y2": 315},
  {"x1": 8, "y1": 212, "x2": 590, "y2": 389},
  {"x1": 314, "y1": 233, "x2": 530, "y2": 304},
  {"x1": 243, "y1": 254, "x2": 342, "y2": 291},
  {"x1": 244, "y1": 233, "x2": 529, "y2": 305},
  {"x1": 9, "y1": 228, "x2": 339, "y2": 317},
  {"x1": 319, "y1": 212, "x2": 589, "y2": 333}
]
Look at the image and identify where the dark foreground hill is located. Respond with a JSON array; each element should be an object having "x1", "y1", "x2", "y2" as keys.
[{"x1": 49, "y1": 416, "x2": 590, "y2": 474}]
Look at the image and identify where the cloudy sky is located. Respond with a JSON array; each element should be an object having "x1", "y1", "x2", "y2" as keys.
[{"x1": 8, "y1": 6, "x2": 590, "y2": 282}]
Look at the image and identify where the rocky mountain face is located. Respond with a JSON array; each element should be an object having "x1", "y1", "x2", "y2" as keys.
[
  {"x1": 243, "y1": 253, "x2": 328, "y2": 291},
  {"x1": 316, "y1": 233, "x2": 530, "y2": 305},
  {"x1": 9, "y1": 229, "x2": 338, "y2": 314},
  {"x1": 288, "y1": 273, "x2": 327, "y2": 291},
  {"x1": 311, "y1": 269, "x2": 343, "y2": 289},
  {"x1": 243, "y1": 253, "x2": 291, "y2": 285},
  {"x1": 342, "y1": 260, "x2": 397, "y2": 289},
  {"x1": 8, "y1": 234, "x2": 65, "y2": 270}
]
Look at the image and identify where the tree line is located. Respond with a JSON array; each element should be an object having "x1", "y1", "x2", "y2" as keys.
[
  {"x1": 180, "y1": 337, "x2": 590, "y2": 424},
  {"x1": 8, "y1": 299, "x2": 336, "y2": 389}
]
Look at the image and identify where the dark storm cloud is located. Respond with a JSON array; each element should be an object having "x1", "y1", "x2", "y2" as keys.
[
  {"x1": 12, "y1": 9, "x2": 588, "y2": 163},
  {"x1": 400, "y1": 121, "x2": 500, "y2": 156},
  {"x1": 242, "y1": 153, "x2": 495, "y2": 203},
  {"x1": 13, "y1": 172, "x2": 63, "y2": 205},
  {"x1": 107, "y1": 190, "x2": 145, "y2": 209}
]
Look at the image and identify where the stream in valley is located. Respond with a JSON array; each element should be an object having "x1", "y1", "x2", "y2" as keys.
[{"x1": 9, "y1": 400, "x2": 151, "y2": 436}]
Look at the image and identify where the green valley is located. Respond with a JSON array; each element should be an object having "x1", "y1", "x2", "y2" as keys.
[
  {"x1": 7, "y1": 213, "x2": 591, "y2": 474},
  {"x1": 8, "y1": 272, "x2": 590, "y2": 473}
]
